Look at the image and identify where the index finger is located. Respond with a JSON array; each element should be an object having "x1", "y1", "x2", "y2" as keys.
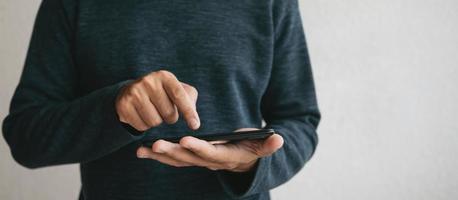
[{"x1": 161, "y1": 76, "x2": 200, "y2": 130}]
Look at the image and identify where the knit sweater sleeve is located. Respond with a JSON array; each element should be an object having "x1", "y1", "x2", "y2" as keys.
[
  {"x1": 217, "y1": 0, "x2": 321, "y2": 197},
  {"x1": 2, "y1": 0, "x2": 140, "y2": 169}
]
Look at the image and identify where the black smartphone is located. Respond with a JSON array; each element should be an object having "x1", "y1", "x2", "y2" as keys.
[{"x1": 141, "y1": 129, "x2": 275, "y2": 147}]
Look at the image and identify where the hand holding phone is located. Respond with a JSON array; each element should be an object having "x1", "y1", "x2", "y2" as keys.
[{"x1": 137, "y1": 128, "x2": 284, "y2": 172}]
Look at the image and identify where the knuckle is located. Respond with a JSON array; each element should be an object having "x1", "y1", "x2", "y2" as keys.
[
  {"x1": 127, "y1": 96, "x2": 137, "y2": 105},
  {"x1": 130, "y1": 82, "x2": 142, "y2": 90},
  {"x1": 122, "y1": 93, "x2": 134, "y2": 103},
  {"x1": 182, "y1": 107, "x2": 195, "y2": 116},
  {"x1": 142, "y1": 74, "x2": 155, "y2": 82},
  {"x1": 182, "y1": 83, "x2": 193, "y2": 91},
  {"x1": 118, "y1": 96, "x2": 129, "y2": 105},
  {"x1": 141, "y1": 76, "x2": 159, "y2": 89},
  {"x1": 150, "y1": 118, "x2": 163, "y2": 127},
  {"x1": 164, "y1": 108, "x2": 176, "y2": 117},
  {"x1": 133, "y1": 88, "x2": 143, "y2": 99},
  {"x1": 189, "y1": 86, "x2": 198, "y2": 96},
  {"x1": 163, "y1": 110, "x2": 178, "y2": 123},
  {"x1": 139, "y1": 77, "x2": 152, "y2": 88},
  {"x1": 171, "y1": 87, "x2": 185, "y2": 99},
  {"x1": 127, "y1": 86, "x2": 141, "y2": 98},
  {"x1": 147, "y1": 82, "x2": 161, "y2": 94},
  {"x1": 168, "y1": 115, "x2": 179, "y2": 124},
  {"x1": 156, "y1": 70, "x2": 175, "y2": 79}
]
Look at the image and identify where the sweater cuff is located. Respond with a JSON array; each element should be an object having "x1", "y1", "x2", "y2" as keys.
[
  {"x1": 101, "y1": 80, "x2": 143, "y2": 144},
  {"x1": 216, "y1": 155, "x2": 272, "y2": 198}
]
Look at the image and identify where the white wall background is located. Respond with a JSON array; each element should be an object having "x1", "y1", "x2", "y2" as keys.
[{"x1": 1, "y1": 0, "x2": 458, "y2": 199}]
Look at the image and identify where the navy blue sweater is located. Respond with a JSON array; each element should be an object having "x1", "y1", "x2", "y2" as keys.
[{"x1": 2, "y1": 0, "x2": 320, "y2": 199}]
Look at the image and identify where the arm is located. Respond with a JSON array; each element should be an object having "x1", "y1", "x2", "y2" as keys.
[
  {"x1": 2, "y1": 0, "x2": 201, "y2": 169},
  {"x1": 1, "y1": 0, "x2": 140, "y2": 168}
]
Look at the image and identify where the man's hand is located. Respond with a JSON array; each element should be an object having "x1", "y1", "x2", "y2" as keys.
[
  {"x1": 116, "y1": 70, "x2": 199, "y2": 131},
  {"x1": 136, "y1": 128, "x2": 284, "y2": 172}
]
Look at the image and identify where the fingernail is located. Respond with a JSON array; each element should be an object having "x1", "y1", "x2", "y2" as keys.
[
  {"x1": 189, "y1": 118, "x2": 200, "y2": 129},
  {"x1": 137, "y1": 152, "x2": 148, "y2": 159}
]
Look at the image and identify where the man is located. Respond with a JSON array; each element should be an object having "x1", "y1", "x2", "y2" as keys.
[{"x1": 2, "y1": 0, "x2": 320, "y2": 199}]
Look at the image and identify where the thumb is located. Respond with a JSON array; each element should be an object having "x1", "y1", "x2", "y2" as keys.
[{"x1": 258, "y1": 134, "x2": 284, "y2": 156}]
